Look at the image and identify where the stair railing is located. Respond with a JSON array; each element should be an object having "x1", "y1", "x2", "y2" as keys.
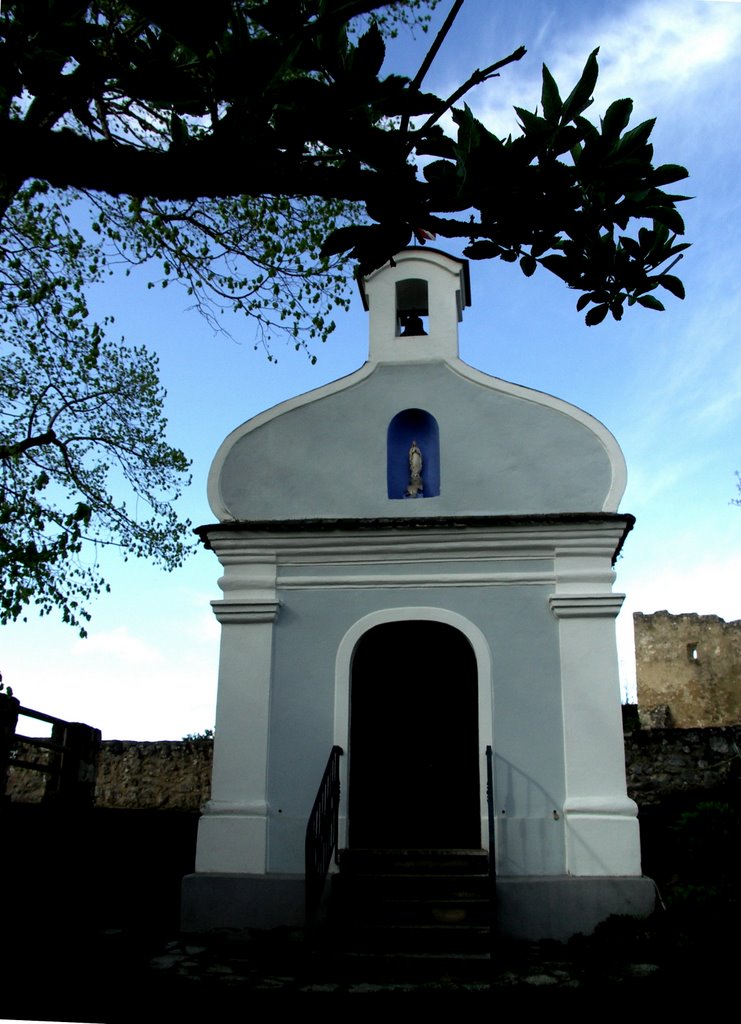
[
  {"x1": 485, "y1": 744, "x2": 497, "y2": 931},
  {"x1": 305, "y1": 744, "x2": 343, "y2": 931},
  {"x1": 485, "y1": 744, "x2": 495, "y2": 870}
]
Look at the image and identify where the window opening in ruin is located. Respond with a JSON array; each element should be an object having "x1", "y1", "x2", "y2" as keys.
[{"x1": 687, "y1": 643, "x2": 699, "y2": 663}]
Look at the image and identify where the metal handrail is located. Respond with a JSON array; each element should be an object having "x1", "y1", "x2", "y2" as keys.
[
  {"x1": 485, "y1": 744, "x2": 495, "y2": 869},
  {"x1": 485, "y1": 744, "x2": 497, "y2": 933},
  {"x1": 305, "y1": 745, "x2": 343, "y2": 931}
]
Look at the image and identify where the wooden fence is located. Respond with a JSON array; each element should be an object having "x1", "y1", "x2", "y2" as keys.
[{"x1": 0, "y1": 693, "x2": 101, "y2": 807}]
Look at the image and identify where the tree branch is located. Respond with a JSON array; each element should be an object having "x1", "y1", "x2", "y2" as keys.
[
  {"x1": 401, "y1": 0, "x2": 465, "y2": 140},
  {"x1": 2, "y1": 121, "x2": 379, "y2": 203},
  {"x1": 0, "y1": 430, "x2": 58, "y2": 460},
  {"x1": 413, "y1": 45, "x2": 527, "y2": 137}
]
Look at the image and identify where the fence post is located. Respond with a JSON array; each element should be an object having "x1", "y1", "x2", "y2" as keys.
[
  {"x1": 0, "y1": 694, "x2": 20, "y2": 801},
  {"x1": 43, "y1": 722, "x2": 102, "y2": 808}
]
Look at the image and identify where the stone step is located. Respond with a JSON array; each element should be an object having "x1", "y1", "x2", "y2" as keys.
[
  {"x1": 334, "y1": 872, "x2": 490, "y2": 901},
  {"x1": 339, "y1": 848, "x2": 489, "y2": 876},
  {"x1": 322, "y1": 848, "x2": 493, "y2": 982},
  {"x1": 332, "y1": 895, "x2": 492, "y2": 927},
  {"x1": 342, "y1": 922, "x2": 492, "y2": 954}
]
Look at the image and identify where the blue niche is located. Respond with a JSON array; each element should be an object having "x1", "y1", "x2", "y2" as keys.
[{"x1": 387, "y1": 409, "x2": 440, "y2": 499}]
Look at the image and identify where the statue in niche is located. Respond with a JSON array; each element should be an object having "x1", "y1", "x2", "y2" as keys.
[{"x1": 405, "y1": 439, "x2": 423, "y2": 498}]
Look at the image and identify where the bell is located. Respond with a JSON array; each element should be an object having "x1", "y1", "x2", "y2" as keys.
[{"x1": 399, "y1": 313, "x2": 427, "y2": 337}]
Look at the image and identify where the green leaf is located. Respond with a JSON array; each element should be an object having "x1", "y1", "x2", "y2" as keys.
[
  {"x1": 610, "y1": 301, "x2": 624, "y2": 321},
  {"x1": 657, "y1": 274, "x2": 685, "y2": 299},
  {"x1": 351, "y1": 22, "x2": 385, "y2": 80},
  {"x1": 615, "y1": 118, "x2": 656, "y2": 156},
  {"x1": 601, "y1": 98, "x2": 633, "y2": 144},
  {"x1": 541, "y1": 64, "x2": 563, "y2": 123},
  {"x1": 170, "y1": 112, "x2": 190, "y2": 147},
  {"x1": 562, "y1": 48, "x2": 599, "y2": 120},
  {"x1": 519, "y1": 253, "x2": 537, "y2": 277},
  {"x1": 651, "y1": 163, "x2": 690, "y2": 186},
  {"x1": 539, "y1": 254, "x2": 573, "y2": 283},
  {"x1": 648, "y1": 206, "x2": 686, "y2": 235},
  {"x1": 319, "y1": 224, "x2": 365, "y2": 258},
  {"x1": 463, "y1": 241, "x2": 502, "y2": 260},
  {"x1": 585, "y1": 302, "x2": 609, "y2": 326},
  {"x1": 637, "y1": 294, "x2": 666, "y2": 311},
  {"x1": 422, "y1": 160, "x2": 456, "y2": 184},
  {"x1": 514, "y1": 106, "x2": 549, "y2": 134}
]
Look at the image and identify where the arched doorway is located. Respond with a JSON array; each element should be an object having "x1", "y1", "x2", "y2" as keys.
[{"x1": 349, "y1": 620, "x2": 480, "y2": 848}]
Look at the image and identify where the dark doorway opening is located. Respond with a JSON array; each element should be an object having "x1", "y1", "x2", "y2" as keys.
[{"x1": 349, "y1": 620, "x2": 480, "y2": 849}]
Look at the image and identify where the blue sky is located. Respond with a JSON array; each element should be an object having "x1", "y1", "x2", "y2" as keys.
[{"x1": 3, "y1": 0, "x2": 740, "y2": 739}]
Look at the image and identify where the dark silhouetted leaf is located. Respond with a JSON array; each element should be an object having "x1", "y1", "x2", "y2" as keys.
[
  {"x1": 651, "y1": 163, "x2": 690, "y2": 186},
  {"x1": 562, "y1": 48, "x2": 599, "y2": 120},
  {"x1": 637, "y1": 294, "x2": 665, "y2": 311},
  {"x1": 463, "y1": 241, "x2": 502, "y2": 260},
  {"x1": 585, "y1": 302, "x2": 609, "y2": 326},
  {"x1": 657, "y1": 274, "x2": 685, "y2": 299},
  {"x1": 520, "y1": 253, "x2": 537, "y2": 276},
  {"x1": 601, "y1": 98, "x2": 633, "y2": 143},
  {"x1": 541, "y1": 64, "x2": 562, "y2": 123}
]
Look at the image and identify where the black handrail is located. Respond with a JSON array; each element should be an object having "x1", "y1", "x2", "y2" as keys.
[
  {"x1": 305, "y1": 745, "x2": 343, "y2": 931},
  {"x1": 485, "y1": 744, "x2": 497, "y2": 932},
  {"x1": 485, "y1": 744, "x2": 495, "y2": 870}
]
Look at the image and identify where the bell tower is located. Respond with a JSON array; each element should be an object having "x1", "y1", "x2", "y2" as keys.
[{"x1": 360, "y1": 248, "x2": 470, "y2": 363}]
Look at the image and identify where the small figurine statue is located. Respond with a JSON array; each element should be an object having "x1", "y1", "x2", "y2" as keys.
[{"x1": 405, "y1": 439, "x2": 423, "y2": 497}]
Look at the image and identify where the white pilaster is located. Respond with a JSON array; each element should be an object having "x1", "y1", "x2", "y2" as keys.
[
  {"x1": 550, "y1": 584, "x2": 641, "y2": 876},
  {"x1": 195, "y1": 549, "x2": 279, "y2": 874}
]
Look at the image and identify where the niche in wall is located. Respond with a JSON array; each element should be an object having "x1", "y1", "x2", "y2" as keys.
[{"x1": 387, "y1": 408, "x2": 440, "y2": 499}]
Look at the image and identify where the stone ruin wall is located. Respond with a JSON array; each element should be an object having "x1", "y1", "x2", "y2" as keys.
[
  {"x1": 7, "y1": 613, "x2": 740, "y2": 810},
  {"x1": 635, "y1": 611, "x2": 741, "y2": 729},
  {"x1": 7, "y1": 738, "x2": 213, "y2": 810},
  {"x1": 7, "y1": 724, "x2": 741, "y2": 811}
]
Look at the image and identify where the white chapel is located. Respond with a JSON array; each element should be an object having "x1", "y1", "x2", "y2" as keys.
[{"x1": 182, "y1": 248, "x2": 654, "y2": 940}]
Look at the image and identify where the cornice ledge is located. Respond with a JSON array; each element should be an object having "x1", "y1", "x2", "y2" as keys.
[
  {"x1": 563, "y1": 795, "x2": 638, "y2": 818},
  {"x1": 549, "y1": 594, "x2": 625, "y2": 619},
  {"x1": 210, "y1": 600, "x2": 281, "y2": 624},
  {"x1": 201, "y1": 799, "x2": 269, "y2": 816}
]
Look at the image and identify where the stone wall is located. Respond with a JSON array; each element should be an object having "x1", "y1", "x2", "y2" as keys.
[
  {"x1": 7, "y1": 738, "x2": 213, "y2": 810},
  {"x1": 7, "y1": 724, "x2": 741, "y2": 812},
  {"x1": 625, "y1": 723, "x2": 741, "y2": 807},
  {"x1": 635, "y1": 611, "x2": 741, "y2": 728}
]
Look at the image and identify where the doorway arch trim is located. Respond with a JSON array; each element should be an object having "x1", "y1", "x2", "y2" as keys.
[{"x1": 334, "y1": 606, "x2": 494, "y2": 849}]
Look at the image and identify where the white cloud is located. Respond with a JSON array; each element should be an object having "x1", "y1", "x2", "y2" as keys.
[
  {"x1": 469, "y1": 0, "x2": 741, "y2": 135},
  {"x1": 69, "y1": 625, "x2": 165, "y2": 666}
]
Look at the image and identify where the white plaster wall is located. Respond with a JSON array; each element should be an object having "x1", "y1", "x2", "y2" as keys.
[
  {"x1": 212, "y1": 361, "x2": 621, "y2": 521},
  {"x1": 263, "y1": 577, "x2": 567, "y2": 877}
]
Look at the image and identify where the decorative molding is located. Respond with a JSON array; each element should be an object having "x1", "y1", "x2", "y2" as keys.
[
  {"x1": 202, "y1": 799, "x2": 269, "y2": 816},
  {"x1": 563, "y1": 795, "x2": 638, "y2": 818},
  {"x1": 202, "y1": 520, "x2": 631, "y2": 566},
  {"x1": 278, "y1": 570, "x2": 554, "y2": 589},
  {"x1": 210, "y1": 600, "x2": 281, "y2": 624},
  {"x1": 549, "y1": 594, "x2": 625, "y2": 619},
  {"x1": 334, "y1": 606, "x2": 495, "y2": 849}
]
